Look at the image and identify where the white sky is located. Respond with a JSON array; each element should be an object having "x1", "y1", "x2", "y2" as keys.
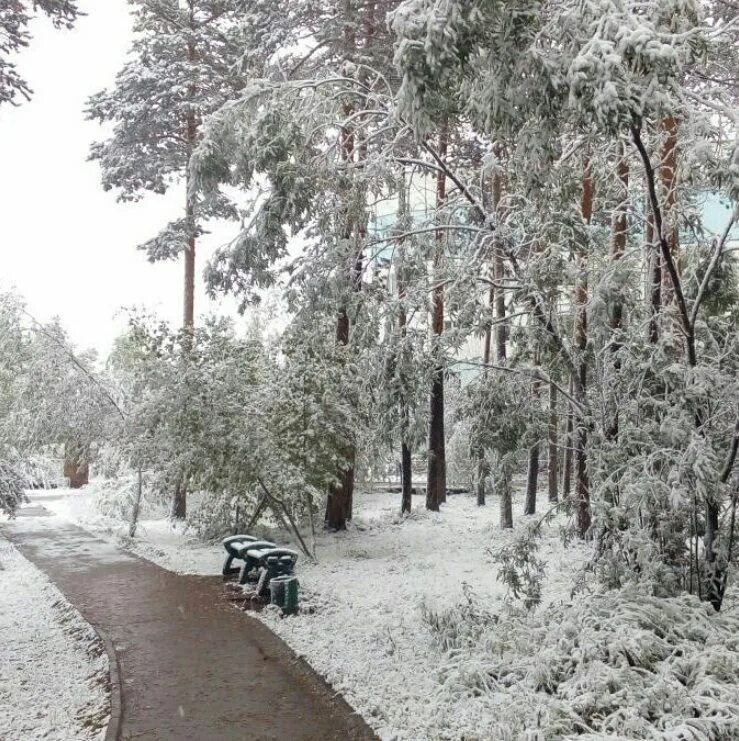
[{"x1": 0, "y1": 0, "x2": 241, "y2": 357}]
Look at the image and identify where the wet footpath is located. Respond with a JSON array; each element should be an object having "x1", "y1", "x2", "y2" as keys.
[{"x1": 2, "y1": 498, "x2": 375, "y2": 741}]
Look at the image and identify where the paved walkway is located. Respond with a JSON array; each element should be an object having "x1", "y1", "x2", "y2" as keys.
[{"x1": 2, "y1": 502, "x2": 375, "y2": 741}]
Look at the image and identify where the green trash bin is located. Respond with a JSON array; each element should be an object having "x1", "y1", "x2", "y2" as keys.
[{"x1": 269, "y1": 575, "x2": 299, "y2": 615}]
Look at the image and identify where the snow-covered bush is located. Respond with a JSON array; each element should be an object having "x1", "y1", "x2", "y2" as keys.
[
  {"x1": 0, "y1": 461, "x2": 28, "y2": 516},
  {"x1": 490, "y1": 524, "x2": 547, "y2": 610},
  {"x1": 87, "y1": 475, "x2": 168, "y2": 524},
  {"x1": 422, "y1": 586, "x2": 739, "y2": 739}
]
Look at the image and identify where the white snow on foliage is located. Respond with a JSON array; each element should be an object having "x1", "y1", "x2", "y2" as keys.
[
  {"x1": 42, "y1": 486, "x2": 739, "y2": 739},
  {"x1": 0, "y1": 536, "x2": 109, "y2": 740}
]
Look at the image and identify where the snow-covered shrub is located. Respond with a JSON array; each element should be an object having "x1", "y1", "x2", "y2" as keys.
[
  {"x1": 86, "y1": 475, "x2": 167, "y2": 524},
  {"x1": 0, "y1": 461, "x2": 28, "y2": 516},
  {"x1": 187, "y1": 490, "x2": 260, "y2": 541},
  {"x1": 490, "y1": 524, "x2": 547, "y2": 609},
  {"x1": 422, "y1": 586, "x2": 739, "y2": 739}
]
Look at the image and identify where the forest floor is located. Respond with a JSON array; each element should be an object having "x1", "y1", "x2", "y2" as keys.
[
  {"x1": 0, "y1": 530, "x2": 109, "y2": 740},
  {"x1": 41, "y1": 484, "x2": 593, "y2": 739}
]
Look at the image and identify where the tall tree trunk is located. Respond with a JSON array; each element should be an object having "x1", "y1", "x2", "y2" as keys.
[
  {"x1": 476, "y1": 289, "x2": 492, "y2": 507},
  {"x1": 524, "y1": 369, "x2": 541, "y2": 515},
  {"x1": 575, "y1": 160, "x2": 593, "y2": 537},
  {"x1": 647, "y1": 212, "x2": 661, "y2": 344},
  {"x1": 173, "y1": 22, "x2": 199, "y2": 521},
  {"x1": 172, "y1": 479, "x2": 187, "y2": 520},
  {"x1": 476, "y1": 166, "x2": 504, "y2": 507},
  {"x1": 426, "y1": 124, "x2": 448, "y2": 512},
  {"x1": 401, "y1": 441, "x2": 412, "y2": 514},
  {"x1": 494, "y1": 256, "x2": 506, "y2": 362},
  {"x1": 659, "y1": 116, "x2": 680, "y2": 306},
  {"x1": 548, "y1": 381, "x2": 559, "y2": 503},
  {"x1": 326, "y1": 298, "x2": 355, "y2": 529},
  {"x1": 475, "y1": 288, "x2": 492, "y2": 507},
  {"x1": 500, "y1": 472, "x2": 513, "y2": 529},
  {"x1": 606, "y1": 151, "x2": 629, "y2": 442},
  {"x1": 63, "y1": 442, "x2": 89, "y2": 489},
  {"x1": 524, "y1": 441, "x2": 540, "y2": 515},
  {"x1": 562, "y1": 376, "x2": 574, "y2": 498},
  {"x1": 397, "y1": 182, "x2": 412, "y2": 515}
]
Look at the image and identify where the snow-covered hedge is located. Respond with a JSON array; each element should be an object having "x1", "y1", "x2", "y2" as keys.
[{"x1": 422, "y1": 586, "x2": 739, "y2": 739}]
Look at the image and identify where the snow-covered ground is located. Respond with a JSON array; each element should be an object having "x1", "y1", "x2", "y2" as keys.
[
  {"x1": 0, "y1": 536, "x2": 109, "y2": 741},
  {"x1": 39, "y1": 485, "x2": 590, "y2": 739}
]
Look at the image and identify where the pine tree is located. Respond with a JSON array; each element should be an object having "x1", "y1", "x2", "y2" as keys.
[
  {"x1": 87, "y1": 0, "x2": 248, "y2": 518},
  {"x1": 0, "y1": 0, "x2": 80, "y2": 106},
  {"x1": 87, "y1": 0, "x2": 247, "y2": 334}
]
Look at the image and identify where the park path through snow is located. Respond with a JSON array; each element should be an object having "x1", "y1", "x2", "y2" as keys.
[
  {"x1": 40, "y1": 485, "x2": 589, "y2": 740},
  {"x1": 0, "y1": 533, "x2": 109, "y2": 741}
]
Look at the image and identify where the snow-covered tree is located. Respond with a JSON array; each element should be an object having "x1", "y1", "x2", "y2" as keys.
[
  {"x1": 87, "y1": 0, "x2": 254, "y2": 517},
  {"x1": 87, "y1": 0, "x2": 247, "y2": 333},
  {"x1": 0, "y1": 0, "x2": 81, "y2": 106}
]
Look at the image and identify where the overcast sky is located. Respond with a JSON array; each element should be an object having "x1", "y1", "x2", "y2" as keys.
[{"x1": 0, "y1": 0, "x2": 240, "y2": 357}]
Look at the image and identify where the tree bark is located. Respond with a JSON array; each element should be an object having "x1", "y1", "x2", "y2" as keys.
[
  {"x1": 494, "y1": 256, "x2": 507, "y2": 362},
  {"x1": 562, "y1": 375, "x2": 574, "y2": 499},
  {"x1": 325, "y1": 79, "x2": 363, "y2": 529},
  {"x1": 500, "y1": 473, "x2": 513, "y2": 529},
  {"x1": 524, "y1": 441, "x2": 540, "y2": 515},
  {"x1": 426, "y1": 124, "x2": 448, "y2": 512},
  {"x1": 647, "y1": 212, "x2": 661, "y2": 344},
  {"x1": 172, "y1": 479, "x2": 187, "y2": 520},
  {"x1": 326, "y1": 298, "x2": 356, "y2": 530},
  {"x1": 63, "y1": 443, "x2": 89, "y2": 489},
  {"x1": 398, "y1": 214, "x2": 412, "y2": 515},
  {"x1": 659, "y1": 116, "x2": 680, "y2": 305},
  {"x1": 174, "y1": 12, "x2": 199, "y2": 521},
  {"x1": 548, "y1": 381, "x2": 559, "y2": 503},
  {"x1": 401, "y1": 442, "x2": 412, "y2": 514},
  {"x1": 524, "y1": 369, "x2": 541, "y2": 515},
  {"x1": 606, "y1": 152, "x2": 629, "y2": 442},
  {"x1": 575, "y1": 160, "x2": 593, "y2": 537}
]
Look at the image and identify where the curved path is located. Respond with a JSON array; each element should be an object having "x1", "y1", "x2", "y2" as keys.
[{"x1": 2, "y1": 502, "x2": 375, "y2": 741}]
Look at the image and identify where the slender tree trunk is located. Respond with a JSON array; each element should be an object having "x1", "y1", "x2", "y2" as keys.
[
  {"x1": 500, "y1": 472, "x2": 513, "y2": 529},
  {"x1": 475, "y1": 291, "x2": 492, "y2": 507},
  {"x1": 659, "y1": 116, "x2": 680, "y2": 305},
  {"x1": 398, "y1": 198, "x2": 412, "y2": 515},
  {"x1": 524, "y1": 369, "x2": 541, "y2": 515},
  {"x1": 607, "y1": 152, "x2": 629, "y2": 442},
  {"x1": 173, "y1": 20, "x2": 199, "y2": 521},
  {"x1": 494, "y1": 255, "x2": 506, "y2": 362},
  {"x1": 562, "y1": 375, "x2": 574, "y2": 498},
  {"x1": 401, "y1": 442, "x2": 412, "y2": 514},
  {"x1": 548, "y1": 381, "x2": 559, "y2": 503},
  {"x1": 647, "y1": 213, "x2": 661, "y2": 344},
  {"x1": 476, "y1": 167, "x2": 504, "y2": 507},
  {"x1": 172, "y1": 479, "x2": 187, "y2": 520},
  {"x1": 326, "y1": 300, "x2": 355, "y2": 529},
  {"x1": 63, "y1": 442, "x2": 89, "y2": 489},
  {"x1": 524, "y1": 442, "x2": 540, "y2": 515},
  {"x1": 476, "y1": 293, "x2": 492, "y2": 507},
  {"x1": 575, "y1": 160, "x2": 593, "y2": 537},
  {"x1": 427, "y1": 124, "x2": 448, "y2": 512},
  {"x1": 129, "y1": 466, "x2": 143, "y2": 539},
  {"x1": 325, "y1": 85, "x2": 363, "y2": 529}
]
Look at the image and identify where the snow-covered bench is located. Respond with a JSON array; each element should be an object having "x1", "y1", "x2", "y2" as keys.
[{"x1": 222, "y1": 535, "x2": 299, "y2": 587}]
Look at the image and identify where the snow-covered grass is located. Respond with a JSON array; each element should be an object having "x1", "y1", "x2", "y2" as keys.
[
  {"x1": 0, "y1": 536, "x2": 109, "y2": 741},
  {"x1": 38, "y1": 484, "x2": 739, "y2": 739},
  {"x1": 39, "y1": 484, "x2": 591, "y2": 739}
]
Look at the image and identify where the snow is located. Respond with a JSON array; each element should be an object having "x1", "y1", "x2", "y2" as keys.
[
  {"x1": 40, "y1": 485, "x2": 590, "y2": 740},
  {"x1": 0, "y1": 535, "x2": 109, "y2": 741}
]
